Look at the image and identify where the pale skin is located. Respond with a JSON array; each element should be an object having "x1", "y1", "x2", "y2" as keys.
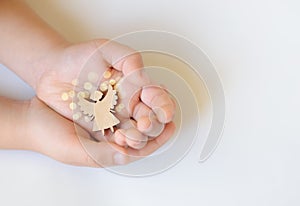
[{"x1": 0, "y1": 0, "x2": 176, "y2": 167}]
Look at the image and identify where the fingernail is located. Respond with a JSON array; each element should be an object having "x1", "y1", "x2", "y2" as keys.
[
  {"x1": 114, "y1": 153, "x2": 126, "y2": 165},
  {"x1": 153, "y1": 107, "x2": 166, "y2": 123}
]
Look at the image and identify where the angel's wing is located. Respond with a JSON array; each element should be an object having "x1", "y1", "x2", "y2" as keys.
[
  {"x1": 101, "y1": 85, "x2": 118, "y2": 109},
  {"x1": 78, "y1": 96, "x2": 95, "y2": 117}
]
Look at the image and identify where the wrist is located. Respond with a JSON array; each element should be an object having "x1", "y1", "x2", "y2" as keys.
[
  {"x1": 20, "y1": 97, "x2": 50, "y2": 153},
  {"x1": 0, "y1": 97, "x2": 33, "y2": 150},
  {"x1": 0, "y1": 0, "x2": 71, "y2": 91}
]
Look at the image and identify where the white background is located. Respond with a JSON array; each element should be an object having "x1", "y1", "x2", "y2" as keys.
[{"x1": 0, "y1": 0, "x2": 300, "y2": 205}]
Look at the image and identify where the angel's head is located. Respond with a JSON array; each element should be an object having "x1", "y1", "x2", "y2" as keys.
[{"x1": 91, "y1": 90, "x2": 103, "y2": 101}]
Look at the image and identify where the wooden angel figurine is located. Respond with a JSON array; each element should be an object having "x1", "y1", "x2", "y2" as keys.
[{"x1": 78, "y1": 85, "x2": 120, "y2": 135}]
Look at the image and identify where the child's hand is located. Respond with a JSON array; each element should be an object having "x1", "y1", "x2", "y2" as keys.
[
  {"x1": 0, "y1": 1, "x2": 175, "y2": 165},
  {"x1": 36, "y1": 39, "x2": 176, "y2": 150},
  {"x1": 25, "y1": 97, "x2": 175, "y2": 167}
]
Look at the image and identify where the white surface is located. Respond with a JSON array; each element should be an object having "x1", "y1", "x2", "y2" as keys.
[{"x1": 1, "y1": 0, "x2": 300, "y2": 205}]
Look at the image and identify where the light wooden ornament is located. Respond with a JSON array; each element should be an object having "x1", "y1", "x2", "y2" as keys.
[{"x1": 78, "y1": 84, "x2": 120, "y2": 135}]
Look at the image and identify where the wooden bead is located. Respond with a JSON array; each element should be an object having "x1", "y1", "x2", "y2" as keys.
[
  {"x1": 109, "y1": 79, "x2": 116, "y2": 85},
  {"x1": 100, "y1": 82, "x2": 108, "y2": 92},
  {"x1": 103, "y1": 71, "x2": 112, "y2": 79},
  {"x1": 69, "y1": 102, "x2": 77, "y2": 110},
  {"x1": 68, "y1": 90, "x2": 75, "y2": 98},
  {"x1": 61, "y1": 92, "x2": 69, "y2": 101},
  {"x1": 84, "y1": 82, "x2": 93, "y2": 90},
  {"x1": 77, "y1": 91, "x2": 89, "y2": 99},
  {"x1": 88, "y1": 72, "x2": 99, "y2": 83},
  {"x1": 72, "y1": 112, "x2": 82, "y2": 120}
]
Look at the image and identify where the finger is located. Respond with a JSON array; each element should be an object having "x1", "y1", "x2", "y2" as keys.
[
  {"x1": 123, "y1": 128, "x2": 148, "y2": 150},
  {"x1": 116, "y1": 119, "x2": 148, "y2": 149},
  {"x1": 126, "y1": 122, "x2": 176, "y2": 157},
  {"x1": 116, "y1": 70, "x2": 151, "y2": 115},
  {"x1": 132, "y1": 102, "x2": 165, "y2": 137},
  {"x1": 113, "y1": 129, "x2": 128, "y2": 147},
  {"x1": 94, "y1": 39, "x2": 144, "y2": 75},
  {"x1": 110, "y1": 118, "x2": 134, "y2": 147},
  {"x1": 141, "y1": 85, "x2": 176, "y2": 123},
  {"x1": 79, "y1": 122, "x2": 175, "y2": 166},
  {"x1": 117, "y1": 84, "x2": 141, "y2": 116}
]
